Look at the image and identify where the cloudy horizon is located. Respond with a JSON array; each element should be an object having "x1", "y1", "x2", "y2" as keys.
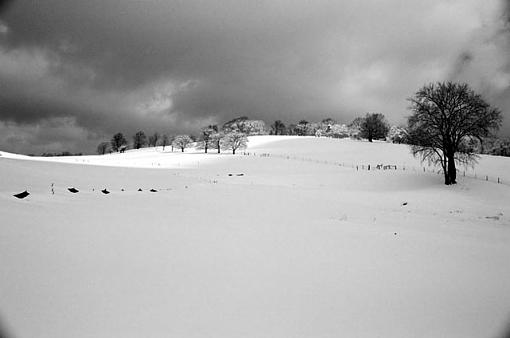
[{"x1": 1, "y1": 0, "x2": 510, "y2": 154}]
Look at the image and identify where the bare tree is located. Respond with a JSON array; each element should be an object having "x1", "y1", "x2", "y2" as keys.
[
  {"x1": 148, "y1": 132, "x2": 160, "y2": 147},
  {"x1": 407, "y1": 82, "x2": 502, "y2": 185},
  {"x1": 96, "y1": 142, "x2": 110, "y2": 155},
  {"x1": 111, "y1": 132, "x2": 127, "y2": 152},
  {"x1": 221, "y1": 131, "x2": 248, "y2": 155},
  {"x1": 169, "y1": 135, "x2": 175, "y2": 151},
  {"x1": 387, "y1": 125, "x2": 409, "y2": 144},
  {"x1": 360, "y1": 113, "x2": 390, "y2": 142},
  {"x1": 132, "y1": 131, "x2": 147, "y2": 149},
  {"x1": 294, "y1": 120, "x2": 310, "y2": 136},
  {"x1": 320, "y1": 118, "x2": 336, "y2": 134},
  {"x1": 349, "y1": 117, "x2": 364, "y2": 128},
  {"x1": 200, "y1": 125, "x2": 218, "y2": 153},
  {"x1": 209, "y1": 131, "x2": 224, "y2": 153},
  {"x1": 287, "y1": 123, "x2": 297, "y2": 135},
  {"x1": 161, "y1": 134, "x2": 169, "y2": 151},
  {"x1": 172, "y1": 135, "x2": 193, "y2": 152},
  {"x1": 271, "y1": 120, "x2": 286, "y2": 135}
]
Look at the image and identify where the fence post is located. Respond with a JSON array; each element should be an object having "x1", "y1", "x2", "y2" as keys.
[
  {"x1": 498, "y1": 177, "x2": 500, "y2": 184},
  {"x1": 486, "y1": 175, "x2": 488, "y2": 181}
]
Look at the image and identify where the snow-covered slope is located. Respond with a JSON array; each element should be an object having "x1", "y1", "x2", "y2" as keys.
[{"x1": 1, "y1": 136, "x2": 510, "y2": 338}]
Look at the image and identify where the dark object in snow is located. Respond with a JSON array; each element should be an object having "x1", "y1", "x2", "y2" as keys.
[
  {"x1": 394, "y1": 232, "x2": 397, "y2": 235},
  {"x1": 13, "y1": 190, "x2": 30, "y2": 199},
  {"x1": 150, "y1": 189, "x2": 157, "y2": 192},
  {"x1": 236, "y1": 173, "x2": 244, "y2": 176},
  {"x1": 101, "y1": 189, "x2": 110, "y2": 194},
  {"x1": 138, "y1": 188, "x2": 143, "y2": 192},
  {"x1": 402, "y1": 202, "x2": 408, "y2": 206},
  {"x1": 121, "y1": 189, "x2": 125, "y2": 191},
  {"x1": 68, "y1": 187, "x2": 79, "y2": 193},
  {"x1": 228, "y1": 173, "x2": 233, "y2": 176}
]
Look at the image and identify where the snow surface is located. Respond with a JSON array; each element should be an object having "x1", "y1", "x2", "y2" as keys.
[{"x1": 1, "y1": 136, "x2": 510, "y2": 338}]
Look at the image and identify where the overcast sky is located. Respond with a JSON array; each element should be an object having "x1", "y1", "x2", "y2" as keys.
[{"x1": 0, "y1": 0, "x2": 509, "y2": 154}]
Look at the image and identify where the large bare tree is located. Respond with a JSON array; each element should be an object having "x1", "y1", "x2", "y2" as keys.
[{"x1": 407, "y1": 82, "x2": 502, "y2": 185}]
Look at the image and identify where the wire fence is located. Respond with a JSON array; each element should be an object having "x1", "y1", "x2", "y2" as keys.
[{"x1": 242, "y1": 151, "x2": 508, "y2": 186}]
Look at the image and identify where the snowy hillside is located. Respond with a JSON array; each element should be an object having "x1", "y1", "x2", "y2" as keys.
[{"x1": 1, "y1": 136, "x2": 510, "y2": 338}]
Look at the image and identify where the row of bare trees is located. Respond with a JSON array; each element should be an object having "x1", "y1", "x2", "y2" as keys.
[
  {"x1": 269, "y1": 115, "x2": 391, "y2": 142},
  {"x1": 96, "y1": 119, "x2": 252, "y2": 155},
  {"x1": 97, "y1": 132, "x2": 174, "y2": 154},
  {"x1": 97, "y1": 114, "x2": 396, "y2": 156},
  {"x1": 97, "y1": 132, "x2": 169, "y2": 154}
]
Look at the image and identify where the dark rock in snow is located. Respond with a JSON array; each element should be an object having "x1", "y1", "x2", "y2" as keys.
[
  {"x1": 68, "y1": 187, "x2": 79, "y2": 193},
  {"x1": 13, "y1": 190, "x2": 30, "y2": 199},
  {"x1": 150, "y1": 189, "x2": 157, "y2": 192},
  {"x1": 101, "y1": 189, "x2": 110, "y2": 194}
]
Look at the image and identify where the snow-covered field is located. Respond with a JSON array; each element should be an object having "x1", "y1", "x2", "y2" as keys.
[{"x1": 1, "y1": 136, "x2": 510, "y2": 338}]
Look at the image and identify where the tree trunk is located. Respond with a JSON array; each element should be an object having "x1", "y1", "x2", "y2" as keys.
[
  {"x1": 447, "y1": 151, "x2": 457, "y2": 184},
  {"x1": 217, "y1": 141, "x2": 221, "y2": 153},
  {"x1": 181, "y1": 147, "x2": 184, "y2": 152},
  {"x1": 205, "y1": 144, "x2": 208, "y2": 153},
  {"x1": 232, "y1": 148, "x2": 236, "y2": 155},
  {"x1": 442, "y1": 154, "x2": 450, "y2": 185},
  {"x1": 443, "y1": 165, "x2": 450, "y2": 185}
]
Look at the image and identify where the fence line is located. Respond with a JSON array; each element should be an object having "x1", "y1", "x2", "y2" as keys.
[{"x1": 242, "y1": 151, "x2": 508, "y2": 186}]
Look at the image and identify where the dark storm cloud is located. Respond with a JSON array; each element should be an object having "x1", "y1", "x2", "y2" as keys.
[
  {"x1": 0, "y1": 0, "x2": 13, "y2": 13},
  {"x1": 0, "y1": 0, "x2": 509, "y2": 153}
]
